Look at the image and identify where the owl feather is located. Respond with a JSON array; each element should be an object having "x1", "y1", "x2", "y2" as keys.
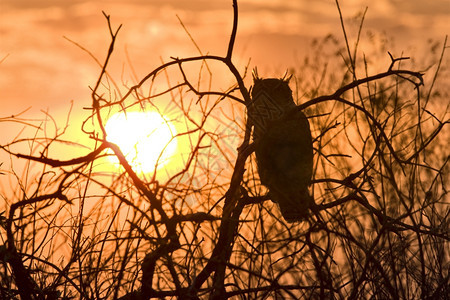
[{"x1": 248, "y1": 74, "x2": 314, "y2": 222}]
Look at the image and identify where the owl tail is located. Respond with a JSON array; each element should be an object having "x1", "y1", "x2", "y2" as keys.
[{"x1": 271, "y1": 190, "x2": 313, "y2": 223}]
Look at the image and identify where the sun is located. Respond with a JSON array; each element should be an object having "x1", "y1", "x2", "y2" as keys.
[{"x1": 104, "y1": 111, "x2": 177, "y2": 174}]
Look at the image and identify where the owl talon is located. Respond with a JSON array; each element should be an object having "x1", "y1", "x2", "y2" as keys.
[{"x1": 267, "y1": 191, "x2": 278, "y2": 204}]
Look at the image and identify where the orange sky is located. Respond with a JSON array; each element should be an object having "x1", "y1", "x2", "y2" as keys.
[
  {"x1": 0, "y1": 0, "x2": 449, "y2": 206},
  {"x1": 0, "y1": 0, "x2": 449, "y2": 117}
]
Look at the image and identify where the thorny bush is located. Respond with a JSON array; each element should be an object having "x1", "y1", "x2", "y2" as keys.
[{"x1": 1, "y1": 1, "x2": 448, "y2": 299}]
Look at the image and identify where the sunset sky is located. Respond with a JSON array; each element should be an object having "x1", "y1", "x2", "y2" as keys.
[
  {"x1": 1, "y1": 0, "x2": 449, "y2": 119},
  {"x1": 0, "y1": 3, "x2": 447, "y2": 297}
]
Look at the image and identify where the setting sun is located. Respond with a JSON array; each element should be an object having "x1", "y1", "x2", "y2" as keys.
[{"x1": 104, "y1": 111, "x2": 177, "y2": 174}]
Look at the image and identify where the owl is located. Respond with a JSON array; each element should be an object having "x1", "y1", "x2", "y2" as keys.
[{"x1": 247, "y1": 72, "x2": 314, "y2": 222}]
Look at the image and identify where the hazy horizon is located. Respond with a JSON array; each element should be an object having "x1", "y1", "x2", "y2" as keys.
[{"x1": 1, "y1": 0, "x2": 449, "y2": 117}]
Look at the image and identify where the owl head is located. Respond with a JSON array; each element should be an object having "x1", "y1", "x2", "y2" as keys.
[
  {"x1": 251, "y1": 69, "x2": 294, "y2": 107},
  {"x1": 248, "y1": 69, "x2": 297, "y2": 140}
]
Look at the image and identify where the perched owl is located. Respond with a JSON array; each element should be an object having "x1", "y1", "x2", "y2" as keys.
[{"x1": 248, "y1": 72, "x2": 314, "y2": 222}]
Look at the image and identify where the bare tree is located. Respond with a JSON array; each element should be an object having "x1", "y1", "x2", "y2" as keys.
[{"x1": 1, "y1": 1, "x2": 448, "y2": 299}]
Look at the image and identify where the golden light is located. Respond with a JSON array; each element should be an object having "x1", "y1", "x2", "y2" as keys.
[{"x1": 104, "y1": 111, "x2": 177, "y2": 174}]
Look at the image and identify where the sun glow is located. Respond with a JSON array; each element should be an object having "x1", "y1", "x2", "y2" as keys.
[{"x1": 105, "y1": 111, "x2": 177, "y2": 174}]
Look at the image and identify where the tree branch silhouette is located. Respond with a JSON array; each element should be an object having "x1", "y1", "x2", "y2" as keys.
[{"x1": 1, "y1": 1, "x2": 448, "y2": 299}]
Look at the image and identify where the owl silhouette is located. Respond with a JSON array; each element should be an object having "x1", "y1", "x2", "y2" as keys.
[{"x1": 248, "y1": 71, "x2": 314, "y2": 222}]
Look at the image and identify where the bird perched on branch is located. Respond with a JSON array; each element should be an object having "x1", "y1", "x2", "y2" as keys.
[{"x1": 247, "y1": 70, "x2": 314, "y2": 222}]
